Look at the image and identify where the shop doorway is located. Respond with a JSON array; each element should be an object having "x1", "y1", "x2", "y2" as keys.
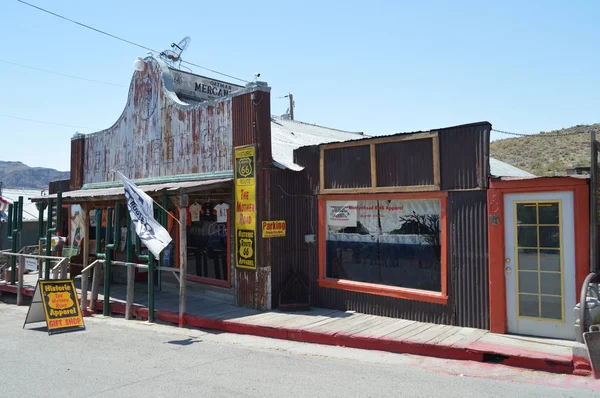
[
  {"x1": 503, "y1": 192, "x2": 576, "y2": 340},
  {"x1": 186, "y1": 199, "x2": 231, "y2": 287}
]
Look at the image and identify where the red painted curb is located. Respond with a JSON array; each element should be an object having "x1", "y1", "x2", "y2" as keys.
[
  {"x1": 2, "y1": 291, "x2": 591, "y2": 377},
  {"x1": 0, "y1": 283, "x2": 35, "y2": 298}
]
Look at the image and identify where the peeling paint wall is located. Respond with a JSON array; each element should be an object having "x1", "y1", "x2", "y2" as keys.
[{"x1": 83, "y1": 58, "x2": 234, "y2": 184}]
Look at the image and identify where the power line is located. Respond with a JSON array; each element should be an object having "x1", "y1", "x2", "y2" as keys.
[
  {"x1": 16, "y1": 0, "x2": 249, "y2": 83},
  {"x1": 0, "y1": 114, "x2": 90, "y2": 129},
  {"x1": 492, "y1": 128, "x2": 595, "y2": 138},
  {"x1": 0, "y1": 59, "x2": 127, "y2": 87}
]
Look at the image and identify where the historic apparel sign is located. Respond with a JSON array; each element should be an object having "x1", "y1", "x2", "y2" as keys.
[
  {"x1": 24, "y1": 279, "x2": 85, "y2": 335},
  {"x1": 234, "y1": 146, "x2": 257, "y2": 269}
]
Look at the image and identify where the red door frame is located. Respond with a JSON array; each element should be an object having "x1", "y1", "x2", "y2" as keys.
[{"x1": 488, "y1": 177, "x2": 590, "y2": 333}]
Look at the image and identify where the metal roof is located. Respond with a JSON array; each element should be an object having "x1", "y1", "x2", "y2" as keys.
[
  {"x1": 271, "y1": 117, "x2": 365, "y2": 171},
  {"x1": 1, "y1": 188, "x2": 47, "y2": 221},
  {"x1": 270, "y1": 118, "x2": 532, "y2": 177},
  {"x1": 489, "y1": 158, "x2": 535, "y2": 178},
  {"x1": 30, "y1": 178, "x2": 232, "y2": 202}
]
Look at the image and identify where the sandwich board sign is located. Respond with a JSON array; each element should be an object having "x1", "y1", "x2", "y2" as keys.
[{"x1": 23, "y1": 279, "x2": 85, "y2": 335}]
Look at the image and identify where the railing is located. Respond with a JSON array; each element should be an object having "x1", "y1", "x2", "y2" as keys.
[
  {"x1": 0, "y1": 250, "x2": 69, "y2": 306},
  {"x1": 79, "y1": 259, "x2": 181, "y2": 320}
]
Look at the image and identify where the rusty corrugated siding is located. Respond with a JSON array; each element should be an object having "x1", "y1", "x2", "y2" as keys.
[
  {"x1": 324, "y1": 146, "x2": 371, "y2": 189},
  {"x1": 70, "y1": 136, "x2": 85, "y2": 190},
  {"x1": 448, "y1": 190, "x2": 489, "y2": 329},
  {"x1": 439, "y1": 122, "x2": 490, "y2": 190},
  {"x1": 232, "y1": 93, "x2": 254, "y2": 147},
  {"x1": 376, "y1": 139, "x2": 434, "y2": 187},
  {"x1": 274, "y1": 143, "x2": 490, "y2": 328},
  {"x1": 269, "y1": 169, "x2": 315, "y2": 308}
]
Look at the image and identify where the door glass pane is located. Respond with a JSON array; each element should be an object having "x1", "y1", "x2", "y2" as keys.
[
  {"x1": 538, "y1": 203, "x2": 559, "y2": 225},
  {"x1": 516, "y1": 204, "x2": 537, "y2": 224},
  {"x1": 518, "y1": 249, "x2": 538, "y2": 270},
  {"x1": 519, "y1": 271, "x2": 539, "y2": 294},
  {"x1": 539, "y1": 226, "x2": 560, "y2": 248},
  {"x1": 540, "y1": 272, "x2": 561, "y2": 295},
  {"x1": 519, "y1": 294, "x2": 539, "y2": 317},
  {"x1": 540, "y1": 249, "x2": 561, "y2": 271},
  {"x1": 517, "y1": 226, "x2": 537, "y2": 247},
  {"x1": 541, "y1": 296, "x2": 562, "y2": 320}
]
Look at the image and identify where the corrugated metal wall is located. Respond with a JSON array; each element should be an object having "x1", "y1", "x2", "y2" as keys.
[
  {"x1": 439, "y1": 123, "x2": 490, "y2": 190},
  {"x1": 269, "y1": 122, "x2": 491, "y2": 328},
  {"x1": 448, "y1": 190, "x2": 489, "y2": 329},
  {"x1": 324, "y1": 146, "x2": 371, "y2": 189},
  {"x1": 376, "y1": 139, "x2": 434, "y2": 187}
]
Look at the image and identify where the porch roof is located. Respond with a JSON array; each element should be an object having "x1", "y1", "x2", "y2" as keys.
[{"x1": 30, "y1": 178, "x2": 232, "y2": 203}]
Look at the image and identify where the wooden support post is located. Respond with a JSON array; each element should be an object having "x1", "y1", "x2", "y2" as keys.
[
  {"x1": 91, "y1": 263, "x2": 101, "y2": 311},
  {"x1": 125, "y1": 264, "x2": 135, "y2": 320},
  {"x1": 17, "y1": 255, "x2": 24, "y2": 306},
  {"x1": 81, "y1": 269, "x2": 89, "y2": 312},
  {"x1": 61, "y1": 258, "x2": 69, "y2": 279},
  {"x1": 174, "y1": 194, "x2": 188, "y2": 328}
]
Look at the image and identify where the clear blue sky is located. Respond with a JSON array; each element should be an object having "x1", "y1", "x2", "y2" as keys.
[{"x1": 1, "y1": 0, "x2": 599, "y2": 172}]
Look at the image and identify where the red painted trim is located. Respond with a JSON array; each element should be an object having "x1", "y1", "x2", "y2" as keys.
[
  {"x1": 488, "y1": 188, "x2": 507, "y2": 333},
  {"x1": 90, "y1": 297, "x2": 588, "y2": 376},
  {"x1": 490, "y1": 177, "x2": 587, "y2": 189},
  {"x1": 487, "y1": 180, "x2": 590, "y2": 335},
  {"x1": 317, "y1": 193, "x2": 448, "y2": 305},
  {"x1": 1, "y1": 292, "x2": 589, "y2": 376},
  {"x1": 318, "y1": 278, "x2": 448, "y2": 305},
  {"x1": 574, "y1": 185, "x2": 590, "y2": 295}
]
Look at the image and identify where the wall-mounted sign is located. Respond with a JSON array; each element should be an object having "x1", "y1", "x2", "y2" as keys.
[
  {"x1": 262, "y1": 220, "x2": 286, "y2": 238},
  {"x1": 171, "y1": 69, "x2": 244, "y2": 102},
  {"x1": 234, "y1": 146, "x2": 257, "y2": 270},
  {"x1": 23, "y1": 279, "x2": 85, "y2": 335}
]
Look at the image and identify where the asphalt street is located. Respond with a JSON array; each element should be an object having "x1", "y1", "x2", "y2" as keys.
[{"x1": 1, "y1": 300, "x2": 599, "y2": 398}]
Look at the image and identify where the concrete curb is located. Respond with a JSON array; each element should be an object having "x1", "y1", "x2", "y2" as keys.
[{"x1": 0, "y1": 285, "x2": 591, "y2": 377}]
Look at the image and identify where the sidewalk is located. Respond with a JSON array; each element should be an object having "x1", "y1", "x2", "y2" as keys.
[{"x1": 0, "y1": 275, "x2": 592, "y2": 377}]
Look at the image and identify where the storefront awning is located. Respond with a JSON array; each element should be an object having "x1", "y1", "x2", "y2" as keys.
[{"x1": 30, "y1": 178, "x2": 233, "y2": 203}]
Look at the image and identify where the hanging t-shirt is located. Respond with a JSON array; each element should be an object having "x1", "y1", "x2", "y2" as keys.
[
  {"x1": 189, "y1": 202, "x2": 202, "y2": 222},
  {"x1": 215, "y1": 203, "x2": 230, "y2": 223},
  {"x1": 119, "y1": 227, "x2": 127, "y2": 252},
  {"x1": 89, "y1": 210, "x2": 97, "y2": 227}
]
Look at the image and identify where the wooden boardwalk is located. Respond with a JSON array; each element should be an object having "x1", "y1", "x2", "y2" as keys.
[{"x1": 1, "y1": 272, "x2": 583, "y2": 370}]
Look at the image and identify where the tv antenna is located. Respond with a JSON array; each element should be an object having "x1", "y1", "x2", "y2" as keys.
[{"x1": 159, "y1": 36, "x2": 191, "y2": 69}]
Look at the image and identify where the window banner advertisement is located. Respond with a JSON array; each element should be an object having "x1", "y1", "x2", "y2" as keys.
[
  {"x1": 234, "y1": 146, "x2": 257, "y2": 270},
  {"x1": 326, "y1": 201, "x2": 358, "y2": 227},
  {"x1": 70, "y1": 205, "x2": 85, "y2": 250}
]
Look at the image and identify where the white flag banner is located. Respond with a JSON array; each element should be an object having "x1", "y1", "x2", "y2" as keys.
[{"x1": 116, "y1": 171, "x2": 172, "y2": 258}]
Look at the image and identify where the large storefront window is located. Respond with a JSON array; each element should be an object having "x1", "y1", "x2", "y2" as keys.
[{"x1": 324, "y1": 198, "x2": 443, "y2": 293}]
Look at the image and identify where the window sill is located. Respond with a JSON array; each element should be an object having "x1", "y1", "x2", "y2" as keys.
[
  {"x1": 186, "y1": 274, "x2": 231, "y2": 289},
  {"x1": 317, "y1": 278, "x2": 448, "y2": 305}
]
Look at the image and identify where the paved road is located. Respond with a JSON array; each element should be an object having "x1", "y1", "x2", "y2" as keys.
[{"x1": 1, "y1": 301, "x2": 599, "y2": 397}]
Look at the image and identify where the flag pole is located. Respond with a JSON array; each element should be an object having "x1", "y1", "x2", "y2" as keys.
[{"x1": 113, "y1": 170, "x2": 181, "y2": 225}]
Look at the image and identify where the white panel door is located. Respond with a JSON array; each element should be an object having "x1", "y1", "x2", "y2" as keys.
[{"x1": 504, "y1": 192, "x2": 575, "y2": 340}]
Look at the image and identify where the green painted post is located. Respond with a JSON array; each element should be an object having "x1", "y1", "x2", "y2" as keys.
[
  {"x1": 102, "y1": 204, "x2": 119, "y2": 316},
  {"x1": 44, "y1": 193, "x2": 61, "y2": 280},
  {"x1": 126, "y1": 213, "x2": 133, "y2": 263}
]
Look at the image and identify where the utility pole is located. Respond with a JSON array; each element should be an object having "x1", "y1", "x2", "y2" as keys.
[{"x1": 288, "y1": 93, "x2": 294, "y2": 121}]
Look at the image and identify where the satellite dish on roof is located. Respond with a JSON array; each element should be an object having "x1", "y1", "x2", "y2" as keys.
[{"x1": 159, "y1": 36, "x2": 191, "y2": 68}]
